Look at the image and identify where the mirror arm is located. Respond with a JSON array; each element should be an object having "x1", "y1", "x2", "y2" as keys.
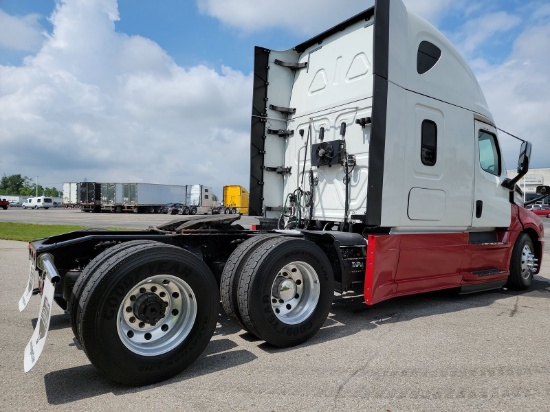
[
  {"x1": 502, "y1": 177, "x2": 520, "y2": 191},
  {"x1": 524, "y1": 193, "x2": 550, "y2": 207},
  {"x1": 502, "y1": 168, "x2": 528, "y2": 191}
]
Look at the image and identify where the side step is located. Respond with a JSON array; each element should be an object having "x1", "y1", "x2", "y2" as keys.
[
  {"x1": 460, "y1": 268, "x2": 509, "y2": 294},
  {"x1": 460, "y1": 279, "x2": 507, "y2": 295}
]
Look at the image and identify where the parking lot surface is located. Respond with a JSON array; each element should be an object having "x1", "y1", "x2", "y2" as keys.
[{"x1": 1, "y1": 209, "x2": 550, "y2": 411}]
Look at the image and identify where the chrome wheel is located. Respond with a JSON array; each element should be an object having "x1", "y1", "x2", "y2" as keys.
[
  {"x1": 270, "y1": 261, "x2": 320, "y2": 325},
  {"x1": 117, "y1": 274, "x2": 197, "y2": 356},
  {"x1": 520, "y1": 244, "x2": 538, "y2": 280}
]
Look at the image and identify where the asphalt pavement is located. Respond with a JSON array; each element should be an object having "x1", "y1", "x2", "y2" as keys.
[{"x1": 1, "y1": 209, "x2": 550, "y2": 411}]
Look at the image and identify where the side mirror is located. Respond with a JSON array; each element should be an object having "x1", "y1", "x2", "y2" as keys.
[
  {"x1": 536, "y1": 185, "x2": 550, "y2": 195},
  {"x1": 502, "y1": 141, "x2": 532, "y2": 190},
  {"x1": 517, "y1": 141, "x2": 531, "y2": 174}
]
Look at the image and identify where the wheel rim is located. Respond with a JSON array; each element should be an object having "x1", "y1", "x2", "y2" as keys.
[
  {"x1": 520, "y1": 244, "x2": 537, "y2": 280},
  {"x1": 117, "y1": 274, "x2": 197, "y2": 356},
  {"x1": 270, "y1": 261, "x2": 320, "y2": 325}
]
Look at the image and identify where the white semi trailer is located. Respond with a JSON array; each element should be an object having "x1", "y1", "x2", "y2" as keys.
[
  {"x1": 20, "y1": 0, "x2": 543, "y2": 387},
  {"x1": 120, "y1": 183, "x2": 188, "y2": 213},
  {"x1": 62, "y1": 182, "x2": 78, "y2": 208}
]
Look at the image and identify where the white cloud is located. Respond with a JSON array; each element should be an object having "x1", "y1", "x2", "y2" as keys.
[
  {"x1": 403, "y1": 0, "x2": 455, "y2": 24},
  {"x1": 0, "y1": 0, "x2": 252, "y2": 194},
  {"x1": 196, "y1": 0, "x2": 373, "y2": 36},
  {"x1": 0, "y1": 10, "x2": 44, "y2": 51},
  {"x1": 196, "y1": 0, "x2": 458, "y2": 36},
  {"x1": 457, "y1": 11, "x2": 521, "y2": 55}
]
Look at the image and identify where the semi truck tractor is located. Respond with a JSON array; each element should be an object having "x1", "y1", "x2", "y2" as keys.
[
  {"x1": 19, "y1": 0, "x2": 543, "y2": 386},
  {"x1": 180, "y1": 184, "x2": 221, "y2": 214}
]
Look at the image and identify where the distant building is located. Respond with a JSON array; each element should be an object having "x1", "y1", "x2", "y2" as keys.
[{"x1": 507, "y1": 168, "x2": 550, "y2": 204}]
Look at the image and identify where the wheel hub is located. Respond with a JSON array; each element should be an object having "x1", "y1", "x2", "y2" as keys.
[
  {"x1": 521, "y1": 245, "x2": 538, "y2": 278},
  {"x1": 272, "y1": 278, "x2": 297, "y2": 301},
  {"x1": 118, "y1": 275, "x2": 198, "y2": 357},
  {"x1": 270, "y1": 262, "x2": 320, "y2": 325},
  {"x1": 133, "y1": 293, "x2": 167, "y2": 325}
]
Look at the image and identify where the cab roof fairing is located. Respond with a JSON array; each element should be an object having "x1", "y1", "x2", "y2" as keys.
[{"x1": 385, "y1": 0, "x2": 493, "y2": 122}]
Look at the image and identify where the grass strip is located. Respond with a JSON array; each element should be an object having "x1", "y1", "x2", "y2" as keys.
[{"x1": 0, "y1": 222, "x2": 129, "y2": 242}]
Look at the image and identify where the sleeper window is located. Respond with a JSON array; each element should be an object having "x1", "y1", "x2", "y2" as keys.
[
  {"x1": 421, "y1": 120, "x2": 437, "y2": 166},
  {"x1": 417, "y1": 41, "x2": 441, "y2": 74}
]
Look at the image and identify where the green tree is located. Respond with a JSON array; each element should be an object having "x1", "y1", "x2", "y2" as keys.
[
  {"x1": 0, "y1": 174, "x2": 31, "y2": 195},
  {"x1": 44, "y1": 187, "x2": 61, "y2": 197}
]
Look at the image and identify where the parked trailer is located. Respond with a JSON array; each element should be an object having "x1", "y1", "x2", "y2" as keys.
[
  {"x1": 223, "y1": 185, "x2": 249, "y2": 214},
  {"x1": 100, "y1": 183, "x2": 123, "y2": 212},
  {"x1": 20, "y1": 0, "x2": 544, "y2": 387},
  {"x1": 62, "y1": 182, "x2": 78, "y2": 208},
  {"x1": 79, "y1": 182, "x2": 101, "y2": 212},
  {"x1": 121, "y1": 183, "x2": 187, "y2": 213}
]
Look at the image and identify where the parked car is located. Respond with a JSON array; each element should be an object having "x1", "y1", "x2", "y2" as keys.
[
  {"x1": 160, "y1": 202, "x2": 183, "y2": 214},
  {"x1": 526, "y1": 204, "x2": 550, "y2": 217}
]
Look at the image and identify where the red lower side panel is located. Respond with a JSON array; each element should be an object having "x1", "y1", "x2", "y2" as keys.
[{"x1": 364, "y1": 232, "x2": 515, "y2": 305}]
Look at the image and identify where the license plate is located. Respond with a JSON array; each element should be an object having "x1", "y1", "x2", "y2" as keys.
[
  {"x1": 18, "y1": 261, "x2": 36, "y2": 312},
  {"x1": 23, "y1": 270, "x2": 55, "y2": 372}
]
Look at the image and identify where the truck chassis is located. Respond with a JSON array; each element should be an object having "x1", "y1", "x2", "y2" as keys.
[{"x1": 20, "y1": 211, "x2": 541, "y2": 385}]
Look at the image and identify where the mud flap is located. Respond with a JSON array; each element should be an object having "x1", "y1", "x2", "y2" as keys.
[
  {"x1": 19, "y1": 261, "x2": 36, "y2": 312},
  {"x1": 23, "y1": 254, "x2": 60, "y2": 372}
]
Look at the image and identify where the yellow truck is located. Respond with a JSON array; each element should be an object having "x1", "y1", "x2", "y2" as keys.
[{"x1": 223, "y1": 185, "x2": 249, "y2": 214}]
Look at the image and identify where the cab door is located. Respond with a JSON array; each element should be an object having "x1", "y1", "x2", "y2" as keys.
[{"x1": 471, "y1": 120, "x2": 511, "y2": 228}]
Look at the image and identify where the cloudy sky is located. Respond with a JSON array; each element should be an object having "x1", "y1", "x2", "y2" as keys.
[{"x1": 0, "y1": 0, "x2": 549, "y2": 196}]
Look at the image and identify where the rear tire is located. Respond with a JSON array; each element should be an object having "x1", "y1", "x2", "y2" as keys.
[
  {"x1": 237, "y1": 237, "x2": 334, "y2": 347},
  {"x1": 76, "y1": 242, "x2": 219, "y2": 385},
  {"x1": 220, "y1": 234, "x2": 280, "y2": 331},
  {"x1": 506, "y1": 233, "x2": 537, "y2": 290}
]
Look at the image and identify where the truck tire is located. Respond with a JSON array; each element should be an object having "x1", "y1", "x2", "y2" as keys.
[
  {"x1": 76, "y1": 242, "x2": 219, "y2": 385},
  {"x1": 237, "y1": 237, "x2": 334, "y2": 347},
  {"x1": 69, "y1": 240, "x2": 156, "y2": 342},
  {"x1": 220, "y1": 234, "x2": 280, "y2": 331},
  {"x1": 506, "y1": 233, "x2": 537, "y2": 290},
  {"x1": 190, "y1": 207, "x2": 197, "y2": 215}
]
